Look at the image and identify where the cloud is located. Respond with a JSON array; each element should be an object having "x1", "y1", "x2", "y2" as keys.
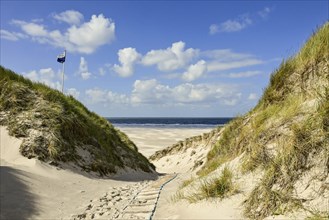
[
  {"x1": 67, "y1": 88, "x2": 80, "y2": 98},
  {"x1": 85, "y1": 88, "x2": 129, "y2": 104},
  {"x1": 209, "y1": 24, "x2": 220, "y2": 35},
  {"x1": 23, "y1": 68, "x2": 62, "y2": 90},
  {"x1": 210, "y1": 14, "x2": 252, "y2": 34},
  {"x1": 141, "y1": 41, "x2": 199, "y2": 71},
  {"x1": 224, "y1": 70, "x2": 262, "y2": 78},
  {"x1": 201, "y1": 49, "x2": 263, "y2": 74},
  {"x1": 131, "y1": 79, "x2": 240, "y2": 106},
  {"x1": 10, "y1": 13, "x2": 115, "y2": 54},
  {"x1": 248, "y1": 93, "x2": 258, "y2": 100},
  {"x1": 66, "y1": 14, "x2": 115, "y2": 53},
  {"x1": 113, "y1": 47, "x2": 141, "y2": 77},
  {"x1": 202, "y1": 49, "x2": 253, "y2": 61},
  {"x1": 112, "y1": 43, "x2": 263, "y2": 80},
  {"x1": 85, "y1": 88, "x2": 107, "y2": 103},
  {"x1": 182, "y1": 60, "x2": 207, "y2": 82},
  {"x1": 12, "y1": 20, "x2": 48, "y2": 36},
  {"x1": 0, "y1": 29, "x2": 27, "y2": 41},
  {"x1": 98, "y1": 67, "x2": 106, "y2": 76},
  {"x1": 207, "y1": 59, "x2": 263, "y2": 72},
  {"x1": 53, "y1": 10, "x2": 84, "y2": 25},
  {"x1": 210, "y1": 7, "x2": 272, "y2": 35},
  {"x1": 78, "y1": 57, "x2": 92, "y2": 80},
  {"x1": 83, "y1": 79, "x2": 242, "y2": 108},
  {"x1": 258, "y1": 7, "x2": 272, "y2": 19}
]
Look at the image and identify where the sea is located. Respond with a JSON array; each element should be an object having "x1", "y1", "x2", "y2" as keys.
[{"x1": 107, "y1": 117, "x2": 234, "y2": 129}]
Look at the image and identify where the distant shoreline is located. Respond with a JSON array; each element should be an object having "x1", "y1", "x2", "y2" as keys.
[{"x1": 107, "y1": 117, "x2": 234, "y2": 129}]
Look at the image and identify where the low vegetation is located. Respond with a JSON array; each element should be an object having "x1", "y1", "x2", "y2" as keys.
[
  {"x1": 173, "y1": 167, "x2": 238, "y2": 203},
  {"x1": 195, "y1": 22, "x2": 329, "y2": 219},
  {"x1": 0, "y1": 67, "x2": 155, "y2": 175}
]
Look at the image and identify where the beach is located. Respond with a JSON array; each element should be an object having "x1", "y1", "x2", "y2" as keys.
[
  {"x1": 117, "y1": 126, "x2": 213, "y2": 157},
  {"x1": 0, "y1": 125, "x2": 214, "y2": 219}
]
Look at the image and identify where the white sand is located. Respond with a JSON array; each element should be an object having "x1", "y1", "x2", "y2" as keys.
[
  {"x1": 0, "y1": 125, "x2": 214, "y2": 219},
  {"x1": 117, "y1": 126, "x2": 213, "y2": 157}
]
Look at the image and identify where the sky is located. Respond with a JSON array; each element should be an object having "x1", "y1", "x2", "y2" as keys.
[{"x1": 1, "y1": 1, "x2": 328, "y2": 117}]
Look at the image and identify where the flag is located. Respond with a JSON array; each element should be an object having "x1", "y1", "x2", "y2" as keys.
[{"x1": 57, "y1": 50, "x2": 66, "y2": 63}]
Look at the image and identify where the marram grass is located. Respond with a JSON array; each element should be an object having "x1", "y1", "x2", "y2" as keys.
[
  {"x1": 198, "y1": 22, "x2": 329, "y2": 219},
  {"x1": 0, "y1": 66, "x2": 155, "y2": 175}
]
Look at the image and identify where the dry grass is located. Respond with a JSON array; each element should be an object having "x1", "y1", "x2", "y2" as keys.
[
  {"x1": 174, "y1": 167, "x2": 238, "y2": 203},
  {"x1": 196, "y1": 23, "x2": 329, "y2": 219}
]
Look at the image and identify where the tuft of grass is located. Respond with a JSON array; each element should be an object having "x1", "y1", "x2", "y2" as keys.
[
  {"x1": 170, "y1": 191, "x2": 186, "y2": 203},
  {"x1": 179, "y1": 176, "x2": 195, "y2": 189},
  {"x1": 189, "y1": 167, "x2": 238, "y2": 202}
]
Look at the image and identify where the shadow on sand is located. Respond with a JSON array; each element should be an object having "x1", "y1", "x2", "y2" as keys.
[{"x1": 0, "y1": 166, "x2": 39, "y2": 220}]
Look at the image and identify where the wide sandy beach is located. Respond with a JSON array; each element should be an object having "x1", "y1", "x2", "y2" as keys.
[{"x1": 117, "y1": 126, "x2": 213, "y2": 157}]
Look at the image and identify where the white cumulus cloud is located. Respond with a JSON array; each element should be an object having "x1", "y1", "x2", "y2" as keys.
[
  {"x1": 141, "y1": 41, "x2": 199, "y2": 71},
  {"x1": 12, "y1": 20, "x2": 48, "y2": 36},
  {"x1": 85, "y1": 88, "x2": 129, "y2": 104},
  {"x1": 85, "y1": 88, "x2": 107, "y2": 103},
  {"x1": 10, "y1": 12, "x2": 115, "y2": 54},
  {"x1": 113, "y1": 47, "x2": 141, "y2": 77},
  {"x1": 131, "y1": 79, "x2": 239, "y2": 106},
  {"x1": 53, "y1": 10, "x2": 84, "y2": 25},
  {"x1": 67, "y1": 14, "x2": 115, "y2": 54},
  {"x1": 182, "y1": 60, "x2": 207, "y2": 82}
]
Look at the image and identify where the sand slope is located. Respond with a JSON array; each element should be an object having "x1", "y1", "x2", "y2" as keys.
[{"x1": 0, "y1": 126, "x2": 157, "y2": 219}]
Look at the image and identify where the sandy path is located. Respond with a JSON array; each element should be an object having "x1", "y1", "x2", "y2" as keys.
[{"x1": 71, "y1": 174, "x2": 177, "y2": 220}]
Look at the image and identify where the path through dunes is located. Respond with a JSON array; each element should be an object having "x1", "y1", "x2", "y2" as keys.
[{"x1": 72, "y1": 174, "x2": 177, "y2": 220}]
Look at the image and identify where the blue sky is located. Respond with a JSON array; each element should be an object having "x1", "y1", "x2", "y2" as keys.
[{"x1": 1, "y1": 1, "x2": 328, "y2": 117}]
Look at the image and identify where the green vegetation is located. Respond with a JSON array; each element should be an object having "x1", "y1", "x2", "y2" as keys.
[
  {"x1": 195, "y1": 167, "x2": 237, "y2": 201},
  {"x1": 0, "y1": 67, "x2": 155, "y2": 175},
  {"x1": 173, "y1": 167, "x2": 238, "y2": 203},
  {"x1": 196, "y1": 22, "x2": 329, "y2": 218}
]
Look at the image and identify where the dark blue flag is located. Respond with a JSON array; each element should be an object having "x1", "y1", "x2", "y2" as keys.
[{"x1": 57, "y1": 51, "x2": 66, "y2": 63}]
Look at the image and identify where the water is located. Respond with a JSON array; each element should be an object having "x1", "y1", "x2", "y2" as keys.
[{"x1": 107, "y1": 117, "x2": 234, "y2": 129}]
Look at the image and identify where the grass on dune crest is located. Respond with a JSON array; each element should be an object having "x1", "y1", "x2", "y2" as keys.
[
  {"x1": 0, "y1": 66, "x2": 154, "y2": 175},
  {"x1": 195, "y1": 22, "x2": 329, "y2": 218}
]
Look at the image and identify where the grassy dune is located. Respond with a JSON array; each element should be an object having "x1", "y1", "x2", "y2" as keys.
[
  {"x1": 0, "y1": 67, "x2": 155, "y2": 176},
  {"x1": 189, "y1": 23, "x2": 328, "y2": 219}
]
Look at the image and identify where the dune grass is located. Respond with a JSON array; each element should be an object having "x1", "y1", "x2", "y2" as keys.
[
  {"x1": 174, "y1": 167, "x2": 238, "y2": 203},
  {"x1": 0, "y1": 66, "x2": 154, "y2": 175},
  {"x1": 196, "y1": 23, "x2": 329, "y2": 218}
]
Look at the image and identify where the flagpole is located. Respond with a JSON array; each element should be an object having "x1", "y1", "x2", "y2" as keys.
[
  {"x1": 61, "y1": 50, "x2": 66, "y2": 93},
  {"x1": 61, "y1": 61, "x2": 65, "y2": 93}
]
